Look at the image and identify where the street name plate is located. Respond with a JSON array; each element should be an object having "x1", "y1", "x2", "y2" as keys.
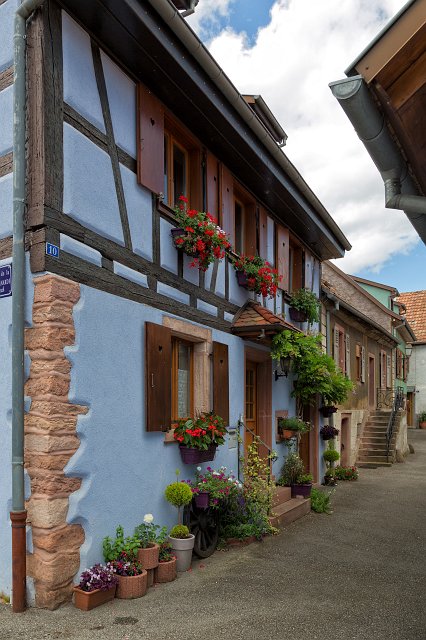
[{"x1": 0, "y1": 264, "x2": 12, "y2": 298}]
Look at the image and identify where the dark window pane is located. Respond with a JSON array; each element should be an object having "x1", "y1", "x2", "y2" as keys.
[{"x1": 173, "y1": 144, "x2": 187, "y2": 205}]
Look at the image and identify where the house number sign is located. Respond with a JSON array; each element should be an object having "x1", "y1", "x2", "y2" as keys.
[
  {"x1": 0, "y1": 264, "x2": 12, "y2": 298},
  {"x1": 46, "y1": 243, "x2": 60, "y2": 258}
]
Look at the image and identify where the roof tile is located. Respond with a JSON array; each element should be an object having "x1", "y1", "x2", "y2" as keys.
[{"x1": 396, "y1": 290, "x2": 426, "y2": 341}]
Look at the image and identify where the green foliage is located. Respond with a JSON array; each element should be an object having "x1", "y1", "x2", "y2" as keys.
[
  {"x1": 419, "y1": 411, "x2": 426, "y2": 422},
  {"x1": 310, "y1": 488, "x2": 333, "y2": 513},
  {"x1": 323, "y1": 449, "x2": 340, "y2": 463},
  {"x1": 278, "y1": 416, "x2": 311, "y2": 434},
  {"x1": 164, "y1": 482, "x2": 193, "y2": 509},
  {"x1": 278, "y1": 453, "x2": 305, "y2": 486},
  {"x1": 172, "y1": 411, "x2": 227, "y2": 450},
  {"x1": 271, "y1": 329, "x2": 354, "y2": 406},
  {"x1": 240, "y1": 438, "x2": 277, "y2": 536},
  {"x1": 169, "y1": 524, "x2": 190, "y2": 539},
  {"x1": 102, "y1": 525, "x2": 140, "y2": 562},
  {"x1": 334, "y1": 466, "x2": 359, "y2": 481},
  {"x1": 220, "y1": 523, "x2": 259, "y2": 541},
  {"x1": 299, "y1": 473, "x2": 313, "y2": 484},
  {"x1": 289, "y1": 288, "x2": 320, "y2": 324}
]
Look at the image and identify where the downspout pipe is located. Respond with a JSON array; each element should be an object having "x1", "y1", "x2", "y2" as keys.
[
  {"x1": 12, "y1": 0, "x2": 46, "y2": 613},
  {"x1": 329, "y1": 76, "x2": 426, "y2": 240}
]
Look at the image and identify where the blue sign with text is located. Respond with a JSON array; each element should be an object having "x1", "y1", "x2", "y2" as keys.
[
  {"x1": 46, "y1": 243, "x2": 60, "y2": 258},
  {"x1": 0, "y1": 264, "x2": 12, "y2": 298}
]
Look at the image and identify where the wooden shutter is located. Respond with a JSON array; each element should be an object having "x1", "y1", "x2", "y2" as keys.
[
  {"x1": 361, "y1": 345, "x2": 366, "y2": 383},
  {"x1": 345, "y1": 334, "x2": 351, "y2": 379},
  {"x1": 276, "y1": 224, "x2": 289, "y2": 291},
  {"x1": 258, "y1": 205, "x2": 268, "y2": 258},
  {"x1": 386, "y1": 354, "x2": 391, "y2": 388},
  {"x1": 245, "y1": 202, "x2": 257, "y2": 256},
  {"x1": 145, "y1": 322, "x2": 171, "y2": 431},
  {"x1": 220, "y1": 164, "x2": 234, "y2": 245},
  {"x1": 213, "y1": 342, "x2": 229, "y2": 424},
  {"x1": 189, "y1": 148, "x2": 203, "y2": 211},
  {"x1": 206, "y1": 152, "x2": 219, "y2": 220},
  {"x1": 137, "y1": 84, "x2": 164, "y2": 194},
  {"x1": 333, "y1": 327, "x2": 340, "y2": 366}
]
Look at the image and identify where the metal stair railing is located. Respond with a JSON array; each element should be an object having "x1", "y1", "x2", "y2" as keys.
[{"x1": 386, "y1": 386, "x2": 405, "y2": 461}]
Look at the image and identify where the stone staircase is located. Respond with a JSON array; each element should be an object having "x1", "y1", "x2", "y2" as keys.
[
  {"x1": 356, "y1": 410, "x2": 397, "y2": 468},
  {"x1": 269, "y1": 485, "x2": 311, "y2": 529}
]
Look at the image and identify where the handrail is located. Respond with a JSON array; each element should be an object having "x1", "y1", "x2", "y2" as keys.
[
  {"x1": 386, "y1": 386, "x2": 405, "y2": 461},
  {"x1": 237, "y1": 418, "x2": 275, "y2": 483}
]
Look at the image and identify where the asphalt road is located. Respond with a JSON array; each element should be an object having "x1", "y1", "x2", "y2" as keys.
[{"x1": 1, "y1": 431, "x2": 425, "y2": 640}]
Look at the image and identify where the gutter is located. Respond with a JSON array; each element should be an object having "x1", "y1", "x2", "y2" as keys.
[
  {"x1": 12, "y1": 0, "x2": 46, "y2": 613},
  {"x1": 329, "y1": 76, "x2": 426, "y2": 241},
  {"x1": 144, "y1": 0, "x2": 351, "y2": 254}
]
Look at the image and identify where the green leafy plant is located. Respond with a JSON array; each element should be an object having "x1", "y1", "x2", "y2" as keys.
[
  {"x1": 102, "y1": 525, "x2": 140, "y2": 562},
  {"x1": 158, "y1": 543, "x2": 175, "y2": 562},
  {"x1": 240, "y1": 438, "x2": 277, "y2": 536},
  {"x1": 173, "y1": 411, "x2": 227, "y2": 450},
  {"x1": 310, "y1": 487, "x2": 333, "y2": 513},
  {"x1": 298, "y1": 473, "x2": 313, "y2": 484},
  {"x1": 277, "y1": 453, "x2": 305, "y2": 486},
  {"x1": 169, "y1": 524, "x2": 191, "y2": 539},
  {"x1": 289, "y1": 288, "x2": 320, "y2": 324},
  {"x1": 164, "y1": 481, "x2": 193, "y2": 524},
  {"x1": 323, "y1": 449, "x2": 340, "y2": 463},
  {"x1": 277, "y1": 416, "x2": 311, "y2": 434},
  {"x1": 231, "y1": 254, "x2": 281, "y2": 298},
  {"x1": 187, "y1": 466, "x2": 242, "y2": 508},
  {"x1": 418, "y1": 411, "x2": 426, "y2": 422},
  {"x1": 220, "y1": 523, "x2": 259, "y2": 541},
  {"x1": 334, "y1": 465, "x2": 359, "y2": 481}
]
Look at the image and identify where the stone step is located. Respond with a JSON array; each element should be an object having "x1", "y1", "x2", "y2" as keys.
[
  {"x1": 361, "y1": 437, "x2": 393, "y2": 444},
  {"x1": 363, "y1": 428, "x2": 389, "y2": 435},
  {"x1": 272, "y1": 485, "x2": 292, "y2": 507},
  {"x1": 269, "y1": 497, "x2": 311, "y2": 529},
  {"x1": 357, "y1": 461, "x2": 392, "y2": 468},
  {"x1": 358, "y1": 448, "x2": 389, "y2": 456},
  {"x1": 357, "y1": 454, "x2": 391, "y2": 463},
  {"x1": 364, "y1": 423, "x2": 389, "y2": 429}
]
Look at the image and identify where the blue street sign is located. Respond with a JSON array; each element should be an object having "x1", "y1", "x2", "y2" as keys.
[
  {"x1": 46, "y1": 243, "x2": 60, "y2": 258},
  {"x1": 0, "y1": 264, "x2": 12, "y2": 298}
]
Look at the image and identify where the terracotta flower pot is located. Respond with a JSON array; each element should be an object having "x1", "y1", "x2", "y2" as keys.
[
  {"x1": 281, "y1": 429, "x2": 297, "y2": 440},
  {"x1": 419, "y1": 421, "x2": 426, "y2": 430},
  {"x1": 154, "y1": 558, "x2": 177, "y2": 583},
  {"x1": 116, "y1": 571, "x2": 147, "y2": 599},
  {"x1": 73, "y1": 585, "x2": 116, "y2": 611},
  {"x1": 137, "y1": 543, "x2": 160, "y2": 569}
]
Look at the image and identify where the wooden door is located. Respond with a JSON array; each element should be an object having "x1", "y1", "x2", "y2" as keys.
[
  {"x1": 407, "y1": 391, "x2": 414, "y2": 427},
  {"x1": 245, "y1": 360, "x2": 258, "y2": 456},
  {"x1": 299, "y1": 405, "x2": 311, "y2": 473},
  {"x1": 368, "y1": 355, "x2": 375, "y2": 408}
]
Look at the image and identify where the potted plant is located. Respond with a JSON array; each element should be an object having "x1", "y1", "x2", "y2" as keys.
[
  {"x1": 323, "y1": 440, "x2": 340, "y2": 486},
  {"x1": 73, "y1": 563, "x2": 118, "y2": 611},
  {"x1": 277, "y1": 453, "x2": 306, "y2": 497},
  {"x1": 292, "y1": 472, "x2": 314, "y2": 498},
  {"x1": 134, "y1": 514, "x2": 163, "y2": 572},
  {"x1": 188, "y1": 465, "x2": 242, "y2": 509},
  {"x1": 168, "y1": 524, "x2": 195, "y2": 572},
  {"x1": 111, "y1": 553, "x2": 148, "y2": 599},
  {"x1": 173, "y1": 411, "x2": 228, "y2": 464},
  {"x1": 334, "y1": 465, "x2": 359, "y2": 481},
  {"x1": 320, "y1": 424, "x2": 340, "y2": 440},
  {"x1": 277, "y1": 416, "x2": 311, "y2": 440},
  {"x1": 172, "y1": 195, "x2": 231, "y2": 271},
  {"x1": 154, "y1": 543, "x2": 177, "y2": 583},
  {"x1": 288, "y1": 288, "x2": 319, "y2": 324},
  {"x1": 164, "y1": 473, "x2": 194, "y2": 525},
  {"x1": 324, "y1": 468, "x2": 337, "y2": 486},
  {"x1": 231, "y1": 254, "x2": 281, "y2": 298},
  {"x1": 418, "y1": 411, "x2": 426, "y2": 429}
]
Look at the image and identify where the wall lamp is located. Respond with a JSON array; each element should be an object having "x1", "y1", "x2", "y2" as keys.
[{"x1": 274, "y1": 356, "x2": 292, "y2": 381}]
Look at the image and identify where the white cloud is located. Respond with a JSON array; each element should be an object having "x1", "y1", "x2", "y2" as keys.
[{"x1": 187, "y1": 0, "x2": 417, "y2": 272}]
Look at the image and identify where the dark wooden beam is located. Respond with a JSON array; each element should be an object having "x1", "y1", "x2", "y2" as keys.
[
  {"x1": 0, "y1": 237, "x2": 12, "y2": 260},
  {"x1": 0, "y1": 152, "x2": 13, "y2": 178},
  {"x1": 91, "y1": 41, "x2": 132, "y2": 250},
  {"x1": 0, "y1": 66, "x2": 13, "y2": 92}
]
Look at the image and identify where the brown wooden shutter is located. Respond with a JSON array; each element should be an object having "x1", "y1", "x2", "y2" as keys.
[
  {"x1": 258, "y1": 205, "x2": 268, "y2": 258},
  {"x1": 206, "y1": 152, "x2": 219, "y2": 220},
  {"x1": 220, "y1": 164, "x2": 234, "y2": 245},
  {"x1": 245, "y1": 202, "x2": 257, "y2": 256},
  {"x1": 345, "y1": 333, "x2": 351, "y2": 379},
  {"x1": 189, "y1": 148, "x2": 203, "y2": 211},
  {"x1": 146, "y1": 322, "x2": 171, "y2": 431},
  {"x1": 361, "y1": 345, "x2": 366, "y2": 382},
  {"x1": 137, "y1": 85, "x2": 164, "y2": 194},
  {"x1": 276, "y1": 224, "x2": 289, "y2": 291},
  {"x1": 333, "y1": 327, "x2": 340, "y2": 367},
  {"x1": 213, "y1": 342, "x2": 229, "y2": 424}
]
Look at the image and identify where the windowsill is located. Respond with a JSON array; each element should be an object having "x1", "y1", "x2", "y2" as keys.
[{"x1": 164, "y1": 429, "x2": 176, "y2": 444}]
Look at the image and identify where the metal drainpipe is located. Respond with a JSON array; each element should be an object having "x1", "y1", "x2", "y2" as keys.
[{"x1": 12, "y1": 0, "x2": 46, "y2": 613}]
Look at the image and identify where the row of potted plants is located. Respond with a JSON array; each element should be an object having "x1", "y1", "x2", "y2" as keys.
[{"x1": 173, "y1": 196, "x2": 320, "y2": 312}]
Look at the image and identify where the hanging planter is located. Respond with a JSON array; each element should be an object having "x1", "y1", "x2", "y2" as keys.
[
  {"x1": 179, "y1": 443, "x2": 217, "y2": 465},
  {"x1": 231, "y1": 255, "x2": 281, "y2": 298},
  {"x1": 289, "y1": 307, "x2": 307, "y2": 323},
  {"x1": 173, "y1": 412, "x2": 227, "y2": 464},
  {"x1": 236, "y1": 270, "x2": 248, "y2": 287},
  {"x1": 320, "y1": 405, "x2": 338, "y2": 418}
]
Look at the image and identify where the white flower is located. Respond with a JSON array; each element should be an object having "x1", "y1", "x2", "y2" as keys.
[
  {"x1": 197, "y1": 466, "x2": 202, "y2": 472},
  {"x1": 143, "y1": 513, "x2": 154, "y2": 524}
]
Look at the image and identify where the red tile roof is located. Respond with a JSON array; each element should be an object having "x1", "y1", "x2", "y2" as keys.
[
  {"x1": 396, "y1": 290, "x2": 426, "y2": 341},
  {"x1": 232, "y1": 301, "x2": 299, "y2": 335}
]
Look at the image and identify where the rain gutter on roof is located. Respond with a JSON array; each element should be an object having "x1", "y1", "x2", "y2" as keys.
[
  {"x1": 144, "y1": 0, "x2": 351, "y2": 253},
  {"x1": 329, "y1": 76, "x2": 426, "y2": 242}
]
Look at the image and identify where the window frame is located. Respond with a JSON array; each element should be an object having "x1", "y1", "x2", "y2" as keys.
[{"x1": 171, "y1": 337, "x2": 194, "y2": 421}]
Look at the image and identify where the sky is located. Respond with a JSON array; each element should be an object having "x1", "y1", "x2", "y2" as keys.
[{"x1": 187, "y1": 0, "x2": 426, "y2": 294}]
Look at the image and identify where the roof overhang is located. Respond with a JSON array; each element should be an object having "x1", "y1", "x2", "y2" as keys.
[
  {"x1": 231, "y1": 301, "x2": 300, "y2": 343},
  {"x1": 58, "y1": 0, "x2": 350, "y2": 260}
]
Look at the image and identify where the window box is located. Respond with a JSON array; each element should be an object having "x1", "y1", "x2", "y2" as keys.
[{"x1": 178, "y1": 443, "x2": 217, "y2": 465}]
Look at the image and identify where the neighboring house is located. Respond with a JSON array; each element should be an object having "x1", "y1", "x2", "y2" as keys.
[
  {"x1": 396, "y1": 290, "x2": 426, "y2": 425},
  {"x1": 352, "y1": 277, "x2": 416, "y2": 408},
  {"x1": 321, "y1": 262, "x2": 410, "y2": 467},
  {"x1": 0, "y1": 0, "x2": 350, "y2": 609},
  {"x1": 330, "y1": 0, "x2": 426, "y2": 243}
]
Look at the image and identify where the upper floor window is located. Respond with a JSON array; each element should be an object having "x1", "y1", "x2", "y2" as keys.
[
  {"x1": 289, "y1": 240, "x2": 303, "y2": 293},
  {"x1": 164, "y1": 133, "x2": 189, "y2": 208}
]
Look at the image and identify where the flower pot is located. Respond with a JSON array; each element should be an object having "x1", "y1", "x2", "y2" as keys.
[
  {"x1": 137, "y1": 543, "x2": 160, "y2": 569},
  {"x1": 168, "y1": 534, "x2": 195, "y2": 572},
  {"x1": 73, "y1": 585, "x2": 116, "y2": 611},
  {"x1": 194, "y1": 491, "x2": 209, "y2": 509},
  {"x1": 290, "y1": 483, "x2": 312, "y2": 498},
  {"x1": 116, "y1": 571, "x2": 148, "y2": 599},
  {"x1": 320, "y1": 405, "x2": 337, "y2": 417},
  {"x1": 289, "y1": 307, "x2": 307, "y2": 322},
  {"x1": 179, "y1": 444, "x2": 217, "y2": 464},
  {"x1": 419, "y1": 421, "x2": 426, "y2": 429},
  {"x1": 236, "y1": 270, "x2": 248, "y2": 288},
  {"x1": 154, "y1": 558, "x2": 177, "y2": 583},
  {"x1": 281, "y1": 429, "x2": 297, "y2": 440}
]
